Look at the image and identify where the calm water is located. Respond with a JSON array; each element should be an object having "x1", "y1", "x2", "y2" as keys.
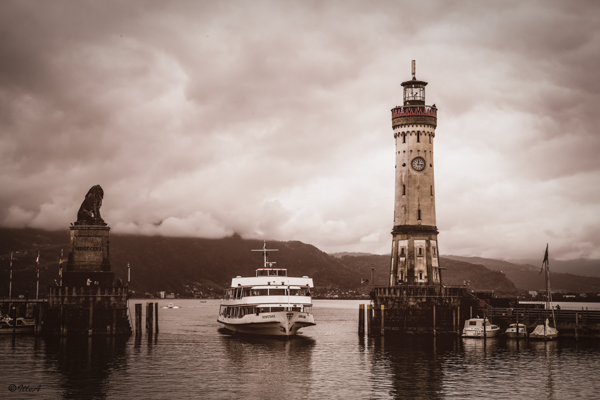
[{"x1": 1, "y1": 299, "x2": 600, "y2": 399}]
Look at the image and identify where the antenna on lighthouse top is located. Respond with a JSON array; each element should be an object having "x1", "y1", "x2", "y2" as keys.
[{"x1": 411, "y1": 60, "x2": 416, "y2": 79}]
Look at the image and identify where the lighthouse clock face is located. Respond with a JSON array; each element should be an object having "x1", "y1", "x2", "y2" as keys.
[{"x1": 411, "y1": 157, "x2": 426, "y2": 171}]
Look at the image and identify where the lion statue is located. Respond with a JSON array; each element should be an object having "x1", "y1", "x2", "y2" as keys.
[{"x1": 76, "y1": 185, "x2": 106, "y2": 225}]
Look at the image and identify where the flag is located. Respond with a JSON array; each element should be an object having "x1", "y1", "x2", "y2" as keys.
[
  {"x1": 540, "y1": 244, "x2": 548, "y2": 275},
  {"x1": 36, "y1": 251, "x2": 39, "y2": 272},
  {"x1": 9, "y1": 252, "x2": 12, "y2": 270},
  {"x1": 59, "y1": 249, "x2": 63, "y2": 277}
]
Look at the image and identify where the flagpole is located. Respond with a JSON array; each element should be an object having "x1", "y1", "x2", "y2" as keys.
[
  {"x1": 8, "y1": 252, "x2": 13, "y2": 300},
  {"x1": 59, "y1": 249, "x2": 63, "y2": 287},
  {"x1": 127, "y1": 262, "x2": 130, "y2": 285},
  {"x1": 36, "y1": 251, "x2": 40, "y2": 301}
]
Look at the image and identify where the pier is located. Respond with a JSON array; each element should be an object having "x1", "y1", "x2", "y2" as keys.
[{"x1": 368, "y1": 285, "x2": 479, "y2": 336}]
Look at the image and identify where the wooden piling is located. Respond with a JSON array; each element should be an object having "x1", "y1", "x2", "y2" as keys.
[
  {"x1": 483, "y1": 309, "x2": 487, "y2": 340},
  {"x1": 135, "y1": 303, "x2": 142, "y2": 336},
  {"x1": 154, "y1": 302, "x2": 159, "y2": 334},
  {"x1": 367, "y1": 304, "x2": 372, "y2": 335},
  {"x1": 358, "y1": 304, "x2": 365, "y2": 335},
  {"x1": 452, "y1": 309, "x2": 456, "y2": 333},
  {"x1": 12, "y1": 306, "x2": 16, "y2": 335},
  {"x1": 433, "y1": 304, "x2": 436, "y2": 336},
  {"x1": 146, "y1": 302, "x2": 153, "y2": 335},
  {"x1": 88, "y1": 301, "x2": 94, "y2": 336},
  {"x1": 380, "y1": 305, "x2": 385, "y2": 336}
]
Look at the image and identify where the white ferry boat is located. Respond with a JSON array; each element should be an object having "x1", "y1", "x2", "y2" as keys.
[{"x1": 217, "y1": 242, "x2": 315, "y2": 336}]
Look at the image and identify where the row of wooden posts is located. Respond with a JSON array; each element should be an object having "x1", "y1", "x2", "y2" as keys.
[
  {"x1": 357, "y1": 304, "x2": 456, "y2": 336},
  {"x1": 358, "y1": 304, "x2": 377, "y2": 335},
  {"x1": 134, "y1": 302, "x2": 159, "y2": 336}
]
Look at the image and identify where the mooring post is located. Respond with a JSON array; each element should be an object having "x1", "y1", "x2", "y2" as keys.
[
  {"x1": 453, "y1": 309, "x2": 456, "y2": 333},
  {"x1": 470, "y1": 306, "x2": 472, "y2": 319},
  {"x1": 483, "y1": 309, "x2": 487, "y2": 340},
  {"x1": 575, "y1": 312, "x2": 579, "y2": 340},
  {"x1": 147, "y1": 302, "x2": 153, "y2": 335},
  {"x1": 367, "y1": 304, "x2": 372, "y2": 335},
  {"x1": 457, "y1": 305, "x2": 461, "y2": 334},
  {"x1": 135, "y1": 303, "x2": 142, "y2": 336},
  {"x1": 516, "y1": 311, "x2": 519, "y2": 340},
  {"x1": 380, "y1": 304, "x2": 385, "y2": 336},
  {"x1": 433, "y1": 304, "x2": 436, "y2": 336},
  {"x1": 358, "y1": 304, "x2": 365, "y2": 335},
  {"x1": 88, "y1": 301, "x2": 94, "y2": 336},
  {"x1": 12, "y1": 305, "x2": 17, "y2": 335},
  {"x1": 154, "y1": 302, "x2": 159, "y2": 334}
]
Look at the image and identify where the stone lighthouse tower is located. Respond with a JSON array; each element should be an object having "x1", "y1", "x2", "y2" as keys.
[{"x1": 389, "y1": 61, "x2": 441, "y2": 286}]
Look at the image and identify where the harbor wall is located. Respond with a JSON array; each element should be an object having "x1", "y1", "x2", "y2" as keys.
[{"x1": 370, "y1": 285, "x2": 479, "y2": 335}]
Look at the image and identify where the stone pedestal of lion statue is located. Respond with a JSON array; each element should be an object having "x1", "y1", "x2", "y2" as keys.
[
  {"x1": 43, "y1": 185, "x2": 131, "y2": 336},
  {"x1": 63, "y1": 185, "x2": 114, "y2": 288}
]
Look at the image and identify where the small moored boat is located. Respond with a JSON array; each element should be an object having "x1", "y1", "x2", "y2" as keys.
[
  {"x1": 0, "y1": 311, "x2": 35, "y2": 335},
  {"x1": 462, "y1": 317, "x2": 500, "y2": 338},
  {"x1": 505, "y1": 323, "x2": 528, "y2": 339},
  {"x1": 530, "y1": 318, "x2": 558, "y2": 340}
]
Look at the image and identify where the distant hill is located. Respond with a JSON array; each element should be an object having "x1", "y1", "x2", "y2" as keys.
[
  {"x1": 445, "y1": 255, "x2": 600, "y2": 293},
  {"x1": 0, "y1": 228, "x2": 359, "y2": 297},
  {"x1": 337, "y1": 253, "x2": 521, "y2": 295},
  {"x1": 509, "y1": 258, "x2": 600, "y2": 278},
  {"x1": 2, "y1": 227, "x2": 599, "y2": 298}
]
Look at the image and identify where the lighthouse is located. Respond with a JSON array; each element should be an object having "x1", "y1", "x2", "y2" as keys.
[{"x1": 389, "y1": 61, "x2": 441, "y2": 286}]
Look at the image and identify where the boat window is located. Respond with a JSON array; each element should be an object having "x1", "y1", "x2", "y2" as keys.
[
  {"x1": 469, "y1": 321, "x2": 477, "y2": 326},
  {"x1": 269, "y1": 289, "x2": 286, "y2": 296},
  {"x1": 304, "y1": 305, "x2": 312, "y2": 313},
  {"x1": 278, "y1": 270, "x2": 287, "y2": 276},
  {"x1": 271, "y1": 307, "x2": 284, "y2": 312},
  {"x1": 257, "y1": 270, "x2": 268, "y2": 276},
  {"x1": 252, "y1": 289, "x2": 269, "y2": 296}
]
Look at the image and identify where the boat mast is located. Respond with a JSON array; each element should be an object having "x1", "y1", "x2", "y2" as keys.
[
  {"x1": 251, "y1": 241, "x2": 278, "y2": 268},
  {"x1": 545, "y1": 244, "x2": 557, "y2": 328}
]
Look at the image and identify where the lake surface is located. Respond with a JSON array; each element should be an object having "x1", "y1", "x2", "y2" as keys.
[{"x1": 1, "y1": 299, "x2": 600, "y2": 399}]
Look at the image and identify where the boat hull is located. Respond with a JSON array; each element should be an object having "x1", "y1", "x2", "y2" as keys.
[
  {"x1": 217, "y1": 311, "x2": 315, "y2": 336},
  {"x1": 0, "y1": 318, "x2": 35, "y2": 335},
  {"x1": 462, "y1": 328, "x2": 500, "y2": 338}
]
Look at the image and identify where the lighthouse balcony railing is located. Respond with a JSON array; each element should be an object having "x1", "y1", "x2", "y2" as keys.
[{"x1": 391, "y1": 105, "x2": 437, "y2": 118}]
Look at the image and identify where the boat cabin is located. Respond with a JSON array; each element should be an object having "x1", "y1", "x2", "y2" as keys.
[{"x1": 256, "y1": 268, "x2": 287, "y2": 277}]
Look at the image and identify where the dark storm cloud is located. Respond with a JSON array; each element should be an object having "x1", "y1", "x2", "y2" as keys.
[{"x1": 0, "y1": 0, "x2": 599, "y2": 259}]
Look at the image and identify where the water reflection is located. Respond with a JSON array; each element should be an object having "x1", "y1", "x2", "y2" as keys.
[
  {"x1": 369, "y1": 336, "x2": 456, "y2": 399},
  {"x1": 43, "y1": 336, "x2": 128, "y2": 399},
  {"x1": 219, "y1": 330, "x2": 316, "y2": 399}
]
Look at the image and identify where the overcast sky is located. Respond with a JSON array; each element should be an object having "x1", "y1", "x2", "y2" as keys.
[{"x1": 1, "y1": 1, "x2": 599, "y2": 260}]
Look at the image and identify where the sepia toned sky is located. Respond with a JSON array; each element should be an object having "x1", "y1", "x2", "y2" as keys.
[{"x1": 1, "y1": 1, "x2": 599, "y2": 260}]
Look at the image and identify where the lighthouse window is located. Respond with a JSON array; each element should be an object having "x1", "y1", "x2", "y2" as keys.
[
  {"x1": 403, "y1": 185, "x2": 406, "y2": 195},
  {"x1": 418, "y1": 210, "x2": 421, "y2": 220},
  {"x1": 419, "y1": 272, "x2": 424, "y2": 280},
  {"x1": 417, "y1": 132, "x2": 420, "y2": 143},
  {"x1": 429, "y1": 135, "x2": 432, "y2": 144},
  {"x1": 400, "y1": 247, "x2": 405, "y2": 257},
  {"x1": 430, "y1": 185, "x2": 433, "y2": 196},
  {"x1": 418, "y1": 247, "x2": 422, "y2": 256},
  {"x1": 433, "y1": 246, "x2": 437, "y2": 256},
  {"x1": 402, "y1": 133, "x2": 406, "y2": 143}
]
